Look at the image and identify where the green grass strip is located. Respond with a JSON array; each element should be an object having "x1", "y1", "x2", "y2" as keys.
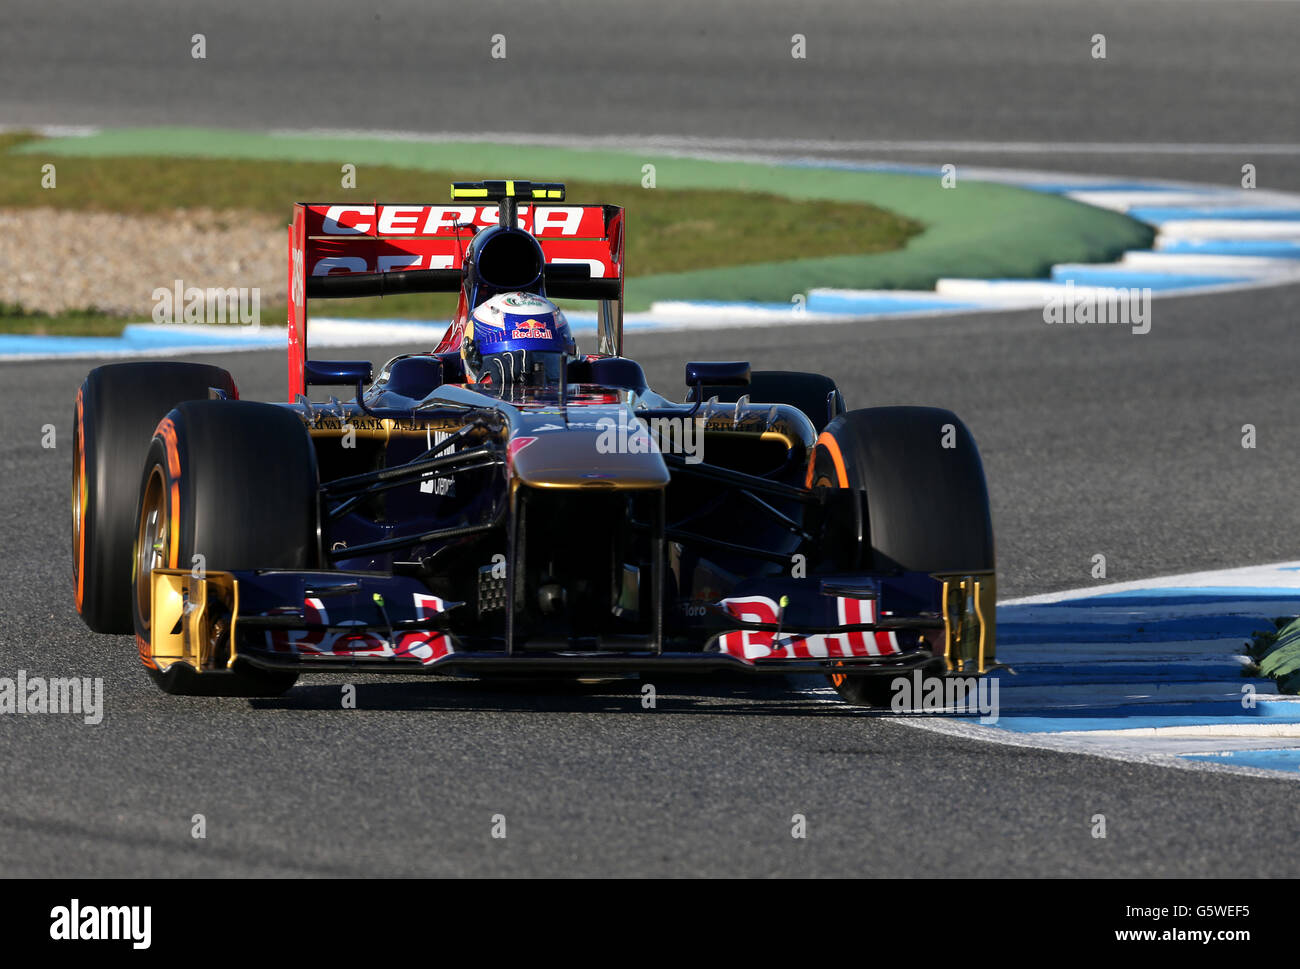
[{"x1": 16, "y1": 126, "x2": 1154, "y2": 312}]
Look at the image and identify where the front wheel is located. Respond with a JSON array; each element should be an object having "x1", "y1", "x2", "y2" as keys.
[
  {"x1": 827, "y1": 670, "x2": 898, "y2": 707},
  {"x1": 133, "y1": 400, "x2": 319, "y2": 696},
  {"x1": 809, "y1": 407, "x2": 995, "y2": 707}
]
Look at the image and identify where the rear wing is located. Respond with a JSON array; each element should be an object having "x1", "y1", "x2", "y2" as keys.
[{"x1": 286, "y1": 200, "x2": 625, "y2": 398}]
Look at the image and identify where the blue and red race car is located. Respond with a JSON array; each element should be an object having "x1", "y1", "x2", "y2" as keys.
[{"x1": 72, "y1": 179, "x2": 996, "y2": 705}]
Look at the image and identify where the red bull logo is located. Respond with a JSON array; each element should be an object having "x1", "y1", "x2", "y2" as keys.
[{"x1": 511, "y1": 319, "x2": 552, "y2": 340}]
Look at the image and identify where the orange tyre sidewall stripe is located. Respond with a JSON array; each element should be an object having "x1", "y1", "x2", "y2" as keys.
[
  {"x1": 74, "y1": 387, "x2": 86, "y2": 612},
  {"x1": 137, "y1": 634, "x2": 155, "y2": 669},
  {"x1": 808, "y1": 430, "x2": 850, "y2": 690},
  {"x1": 139, "y1": 418, "x2": 182, "y2": 671},
  {"x1": 805, "y1": 431, "x2": 850, "y2": 489},
  {"x1": 156, "y1": 418, "x2": 182, "y2": 572}
]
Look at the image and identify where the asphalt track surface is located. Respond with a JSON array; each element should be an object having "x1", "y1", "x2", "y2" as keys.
[
  {"x1": 3, "y1": 0, "x2": 1299, "y2": 188},
  {"x1": 1, "y1": 1, "x2": 1297, "y2": 144},
  {"x1": 6, "y1": 293, "x2": 1300, "y2": 877},
  {"x1": 1, "y1": 0, "x2": 1300, "y2": 876}
]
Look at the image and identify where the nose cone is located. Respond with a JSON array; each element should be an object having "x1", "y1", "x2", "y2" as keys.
[{"x1": 509, "y1": 422, "x2": 670, "y2": 490}]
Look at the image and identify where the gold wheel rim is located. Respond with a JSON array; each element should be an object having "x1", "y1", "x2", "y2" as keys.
[{"x1": 134, "y1": 466, "x2": 168, "y2": 628}]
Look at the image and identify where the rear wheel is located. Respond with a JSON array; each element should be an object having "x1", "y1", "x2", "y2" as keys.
[
  {"x1": 73, "y1": 362, "x2": 237, "y2": 633},
  {"x1": 808, "y1": 407, "x2": 994, "y2": 706},
  {"x1": 133, "y1": 400, "x2": 318, "y2": 696}
]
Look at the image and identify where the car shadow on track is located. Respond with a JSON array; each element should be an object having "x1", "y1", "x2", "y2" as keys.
[{"x1": 248, "y1": 673, "x2": 876, "y2": 717}]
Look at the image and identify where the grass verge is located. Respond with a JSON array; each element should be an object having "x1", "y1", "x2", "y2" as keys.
[
  {"x1": 0, "y1": 302, "x2": 128, "y2": 336},
  {"x1": 1, "y1": 131, "x2": 922, "y2": 333}
]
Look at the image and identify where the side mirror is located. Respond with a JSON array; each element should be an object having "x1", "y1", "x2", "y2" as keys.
[
  {"x1": 304, "y1": 360, "x2": 373, "y2": 387},
  {"x1": 685, "y1": 361, "x2": 750, "y2": 388}
]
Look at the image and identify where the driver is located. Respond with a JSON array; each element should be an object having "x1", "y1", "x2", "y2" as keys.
[{"x1": 461, "y1": 292, "x2": 578, "y2": 387}]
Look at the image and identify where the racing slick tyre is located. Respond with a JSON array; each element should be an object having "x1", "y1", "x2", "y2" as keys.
[
  {"x1": 807, "y1": 407, "x2": 994, "y2": 707},
  {"x1": 132, "y1": 400, "x2": 318, "y2": 697},
  {"x1": 73, "y1": 361, "x2": 238, "y2": 633},
  {"x1": 696, "y1": 371, "x2": 846, "y2": 433}
]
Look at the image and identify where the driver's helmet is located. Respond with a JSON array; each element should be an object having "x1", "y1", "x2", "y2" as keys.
[{"x1": 462, "y1": 292, "x2": 577, "y2": 387}]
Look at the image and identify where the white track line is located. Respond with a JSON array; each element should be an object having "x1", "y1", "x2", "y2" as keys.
[
  {"x1": 895, "y1": 717, "x2": 1300, "y2": 783},
  {"x1": 869, "y1": 561, "x2": 1300, "y2": 781},
  {"x1": 267, "y1": 128, "x2": 1300, "y2": 157},
  {"x1": 1156, "y1": 220, "x2": 1300, "y2": 239},
  {"x1": 1002, "y1": 559, "x2": 1300, "y2": 605},
  {"x1": 1058, "y1": 724, "x2": 1300, "y2": 739}
]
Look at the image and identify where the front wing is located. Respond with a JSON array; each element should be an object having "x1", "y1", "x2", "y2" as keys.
[{"x1": 145, "y1": 566, "x2": 997, "y2": 679}]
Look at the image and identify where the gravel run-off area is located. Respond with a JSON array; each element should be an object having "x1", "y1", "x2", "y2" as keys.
[{"x1": 0, "y1": 207, "x2": 283, "y2": 318}]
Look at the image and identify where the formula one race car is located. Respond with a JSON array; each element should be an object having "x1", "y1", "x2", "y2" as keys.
[{"x1": 72, "y1": 179, "x2": 997, "y2": 705}]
